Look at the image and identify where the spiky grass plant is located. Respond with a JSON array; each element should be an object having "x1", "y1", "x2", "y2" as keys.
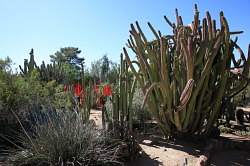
[{"x1": 4, "y1": 111, "x2": 125, "y2": 166}]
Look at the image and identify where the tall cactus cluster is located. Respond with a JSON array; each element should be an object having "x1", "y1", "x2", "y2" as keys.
[
  {"x1": 37, "y1": 61, "x2": 64, "y2": 83},
  {"x1": 81, "y1": 82, "x2": 93, "y2": 120},
  {"x1": 19, "y1": 49, "x2": 64, "y2": 83},
  {"x1": 110, "y1": 54, "x2": 137, "y2": 138},
  {"x1": 19, "y1": 49, "x2": 38, "y2": 76},
  {"x1": 123, "y1": 5, "x2": 250, "y2": 137}
]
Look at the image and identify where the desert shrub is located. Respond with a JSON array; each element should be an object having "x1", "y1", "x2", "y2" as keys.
[
  {"x1": 0, "y1": 69, "x2": 74, "y2": 121},
  {"x1": 232, "y1": 86, "x2": 250, "y2": 106},
  {"x1": 219, "y1": 125, "x2": 250, "y2": 136},
  {"x1": 5, "y1": 111, "x2": 125, "y2": 166},
  {"x1": 0, "y1": 69, "x2": 75, "y2": 150},
  {"x1": 131, "y1": 88, "x2": 151, "y2": 121},
  {"x1": 104, "y1": 97, "x2": 113, "y2": 121}
]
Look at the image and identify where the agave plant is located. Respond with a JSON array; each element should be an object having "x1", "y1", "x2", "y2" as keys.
[{"x1": 123, "y1": 5, "x2": 250, "y2": 137}]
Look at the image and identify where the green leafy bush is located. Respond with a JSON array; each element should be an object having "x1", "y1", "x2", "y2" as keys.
[{"x1": 0, "y1": 69, "x2": 73, "y2": 120}]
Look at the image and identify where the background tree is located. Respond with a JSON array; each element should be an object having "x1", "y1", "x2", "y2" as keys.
[
  {"x1": 89, "y1": 54, "x2": 119, "y2": 84},
  {"x1": 50, "y1": 47, "x2": 82, "y2": 64},
  {"x1": 50, "y1": 47, "x2": 85, "y2": 84},
  {"x1": 101, "y1": 54, "x2": 109, "y2": 82},
  {"x1": 0, "y1": 56, "x2": 12, "y2": 72},
  {"x1": 107, "y1": 62, "x2": 119, "y2": 84},
  {"x1": 90, "y1": 59, "x2": 102, "y2": 83}
]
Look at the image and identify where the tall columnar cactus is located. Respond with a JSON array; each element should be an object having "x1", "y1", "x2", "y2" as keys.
[
  {"x1": 111, "y1": 54, "x2": 137, "y2": 137},
  {"x1": 80, "y1": 81, "x2": 93, "y2": 120},
  {"x1": 19, "y1": 48, "x2": 38, "y2": 76},
  {"x1": 37, "y1": 61, "x2": 65, "y2": 83},
  {"x1": 123, "y1": 5, "x2": 250, "y2": 137},
  {"x1": 19, "y1": 49, "x2": 65, "y2": 83}
]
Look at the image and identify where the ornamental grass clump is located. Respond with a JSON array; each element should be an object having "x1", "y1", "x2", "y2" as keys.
[
  {"x1": 5, "y1": 111, "x2": 125, "y2": 166},
  {"x1": 123, "y1": 5, "x2": 250, "y2": 138}
]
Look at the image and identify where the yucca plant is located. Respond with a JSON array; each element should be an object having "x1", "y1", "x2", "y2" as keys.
[{"x1": 123, "y1": 5, "x2": 250, "y2": 138}]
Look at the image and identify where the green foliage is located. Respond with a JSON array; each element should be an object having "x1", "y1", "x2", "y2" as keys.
[
  {"x1": 0, "y1": 70, "x2": 18, "y2": 112},
  {"x1": 50, "y1": 47, "x2": 85, "y2": 84},
  {"x1": 123, "y1": 5, "x2": 250, "y2": 137},
  {"x1": 90, "y1": 55, "x2": 119, "y2": 84},
  {"x1": 130, "y1": 87, "x2": 151, "y2": 121},
  {"x1": 90, "y1": 59, "x2": 102, "y2": 81},
  {"x1": 0, "y1": 56, "x2": 12, "y2": 72},
  {"x1": 108, "y1": 62, "x2": 120, "y2": 85},
  {"x1": 0, "y1": 67, "x2": 73, "y2": 122},
  {"x1": 19, "y1": 48, "x2": 85, "y2": 84},
  {"x1": 50, "y1": 47, "x2": 82, "y2": 65},
  {"x1": 38, "y1": 61, "x2": 65, "y2": 83},
  {"x1": 83, "y1": 69, "x2": 93, "y2": 86},
  {"x1": 61, "y1": 63, "x2": 80, "y2": 84},
  {"x1": 52, "y1": 85, "x2": 73, "y2": 110},
  {"x1": 101, "y1": 54, "x2": 109, "y2": 82}
]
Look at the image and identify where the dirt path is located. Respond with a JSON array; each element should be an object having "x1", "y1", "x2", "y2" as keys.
[
  {"x1": 89, "y1": 109, "x2": 102, "y2": 129},
  {"x1": 89, "y1": 109, "x2": 199, "y2": 166},
  {"x1": 134, "y1": 139, "x2": 200, "y2": 166}
]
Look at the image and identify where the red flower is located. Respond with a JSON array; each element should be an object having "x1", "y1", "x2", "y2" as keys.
[
  {"x1": 74, "y1": 83, "x2": 82, "y2": 97},
  {"x1": 103, "y1": 84, "x2": 112, "y2": 96}
]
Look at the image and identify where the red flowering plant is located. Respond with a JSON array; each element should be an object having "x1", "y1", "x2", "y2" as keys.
[
  {"x1": 93, "y1": 83, "x2": 113, "y2": 108},
  {"x1": 103, "y1": 84, "x2": 112, "y2": 97},
  {"x1": 63, "y1": 82, "x2": 85, "y2": 105}
]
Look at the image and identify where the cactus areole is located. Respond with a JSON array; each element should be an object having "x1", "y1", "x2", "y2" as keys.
[{"x1": 123, "y1": 5, "x2": 250, "y2": 138}]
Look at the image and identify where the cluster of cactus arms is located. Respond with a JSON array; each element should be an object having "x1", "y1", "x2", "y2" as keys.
[
  {"x1": 19, "y1": 49, "x2": 38, "y2": 76},
  {"x1": 123, "y1": 5, "x2": 250, "y2": 137},
  {"x1": 82, "y1": 82, "x2": 93, "y2": 120},
  {"x1": 110, "y1": 54, "x2": 137, "y2": 138},
  {"x1": 37, "y1": 61, "x2": 64, "y2": 83},
  {"x1": 19, "y1": 49, "x2": 65, "y2": 83}
]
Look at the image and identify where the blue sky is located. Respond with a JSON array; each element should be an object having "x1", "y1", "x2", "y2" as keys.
[{"x1": 0, "y1": 0, "x2": 249, "y2": 69}]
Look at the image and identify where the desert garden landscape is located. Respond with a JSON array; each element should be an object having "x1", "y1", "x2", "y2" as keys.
[{"x1": 0, "y1": 1, "x2": 250, "y2": 166}]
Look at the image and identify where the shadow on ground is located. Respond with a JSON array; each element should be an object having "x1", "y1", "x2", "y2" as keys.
[
  {"x1": 125, "y1": 152, "x2": 163, "y2": 166},
  {"x1": 138, "y1": 135, "x2": 203, "y2": 157},
  {"x1": 209, "y1": 150, "x2": 250, "y2": 166}
]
